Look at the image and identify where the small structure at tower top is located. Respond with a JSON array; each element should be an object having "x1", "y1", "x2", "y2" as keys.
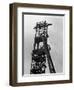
[{"x1": 34, "y1": 20, "x2": 52, "y2": 29}]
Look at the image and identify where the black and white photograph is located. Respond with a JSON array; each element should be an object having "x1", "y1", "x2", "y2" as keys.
[{"x1": 22, "y1": 13, "x2": 64, "y2": 75}]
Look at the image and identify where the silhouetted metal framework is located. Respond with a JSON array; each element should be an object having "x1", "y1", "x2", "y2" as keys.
[{"x1": 30, "y1": 21, "x2": 56, "y2": 74}]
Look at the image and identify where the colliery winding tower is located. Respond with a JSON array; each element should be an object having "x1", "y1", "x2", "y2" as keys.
[{"x1": 30, "y1": 21, "x2": 56, "y2": 74}]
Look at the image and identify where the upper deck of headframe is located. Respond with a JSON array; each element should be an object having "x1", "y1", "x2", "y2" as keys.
[{"x1": 34, "y1": 21, "x2": 52, "y2": 30}]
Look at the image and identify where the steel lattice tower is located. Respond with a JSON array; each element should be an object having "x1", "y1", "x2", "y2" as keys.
[{"x1": 30, "y1": 21, "x2": 56, "y2": 74}]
